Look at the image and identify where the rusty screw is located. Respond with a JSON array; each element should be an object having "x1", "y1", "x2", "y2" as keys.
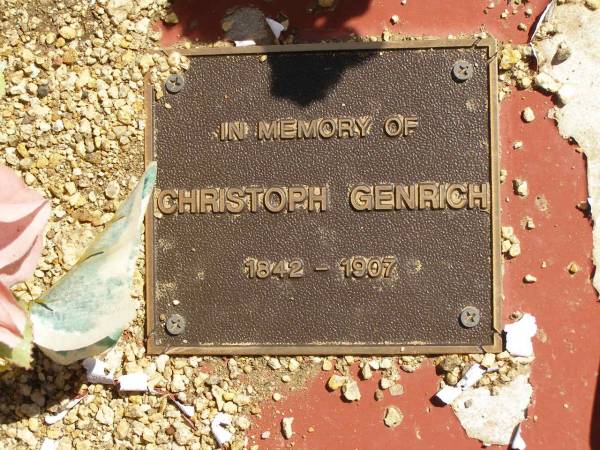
[
  {"x1": 165, "y1": 74, "x2": 184, "y2": 94},
  {"x1": 452, "y1": 60, "x2": 474, "y2": 82},
  {"x1": 165, "y1": 314, "x2": 185, "y2": 335},
  {"x1": 459, "y1": 306, "x2": 480, "y2": 328}
]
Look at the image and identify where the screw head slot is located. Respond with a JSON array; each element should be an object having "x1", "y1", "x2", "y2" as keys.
[
  {"x1": 166, "y1": 314, "x2": 186, "y2": 335},
  {"x1": 452, "y1": 60, "x2": 474, "y2": 82},
  {"x1": 165, "y1": 74, "x2": 184, "y2": 94},
  {"x1": 459, "y1": 306, "x2": 481, "y2": 328}
]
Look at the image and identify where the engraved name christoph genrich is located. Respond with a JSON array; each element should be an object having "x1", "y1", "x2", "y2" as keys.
[
  {"x1": 155, "y1": 115, "x2": 489, "y2": 215},
  {"x1": 147, "y1": 41, "x2": 501, "y2": 355}
]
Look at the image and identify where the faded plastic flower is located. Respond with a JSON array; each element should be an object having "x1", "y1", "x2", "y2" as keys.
[
  {"x1": 0, "y1": 166, "x2": 50, "y2": 348},
  {"x1": 0, "y1": 283, "x2": 27, "y2": 347}
]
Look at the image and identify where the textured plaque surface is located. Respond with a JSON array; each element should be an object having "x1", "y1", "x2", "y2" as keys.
[{"x1": 146, "y1": 40, "x2": 501, "y2": 355}]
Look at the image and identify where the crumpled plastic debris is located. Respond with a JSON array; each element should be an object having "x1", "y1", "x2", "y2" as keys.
[
  {"x1": 530, "y1": 0, "x2": 557, "y2": 63},
  {"x1": 172, "y1": 398, "x2": 195, "y2": 418},
  {"x1": 118, "y1": 372, "x2": 150, "y2": 392},
  {"x1": 82, "y1": 357, "x2": 115, "y2": 385},
  {"x1": 504, "y1": 314, "x2": 537, "y2": 357},
  {"x1": 44, "y1": 395, "x2": 86, "y2": 425},
  {"x1": 40, "y1": 438, "x2": 59, "y2": 450},
  {"x1": 458, "y1": 364, "x2": 487, "y2": 389},
  {"x1": 265, "y1": 17, "x2": 285, "y2": 40},
  {"x1": 30, "y1": 163, "x2": 156, "y2": 365},
  {"x1": 234, "y1": 40, "x2": 256, "y2": 47},
  {"x1": 211, "y1": 412, "x2": 233, "y2": 446},
  {"x1": 510, "y1": 424, "x2": 527, "y2": 449},
  {"x1": 435, "y1": 364, "x2": 488, "y2": 404},
  {"x1": 435, "y1": 385, "x2": 463, "y2": 404}
]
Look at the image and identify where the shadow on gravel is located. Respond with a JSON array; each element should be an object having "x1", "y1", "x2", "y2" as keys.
[{"x1": 0, "y1": 349, "x2": 85, "y2": 425}]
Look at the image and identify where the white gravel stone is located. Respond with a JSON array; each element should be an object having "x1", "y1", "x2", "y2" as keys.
[
  {"x1": 389, "y1": 384, "x2": 404, "y2": 396},
  {"x1": 174, "y1": 427, "x2": 193, "y2": 445},
  {"x1": 523, "y1": 274, "x2": 537, "y2": 283},
  {"x1": 135, "y1": 18, "x2": 151, "y2": 34},
  {"x1": 24, "y1": 173, "x2": 36, "y2": 185},
  {"x1": 105, "y1": 180, "x2": 120, "y2": 199},
  {"x1": 380, "y1": 357, "x2": 393, "y2": 369},
  {"x1": 96, "y1": 405, "x2": 115, "y2": 426},
  {"x1": 327, "y1": 374, "x2": 346, "y2": 390},
  {"x1": 534, "y1": 72, "x2": 561, "y2": 93},
  {"x1": 509, "y1": 243, "x2": 521, "y2": 257},
  {"x1": 513, "y1": 179, "x2": 529, "y2": 197},
  {"x1": 155, "y1": 354, "x2": 169, "y2": 373},
  {"x1": 369, "y1": 360, "x2": 380, "y2": 370},
  {"x1": 171, "y1": 373, "x2": 187, "y2": 392},
  {"x1": 361, "y1": 364, "x2": 373, "y2": 380},
  {"x1": 342, "y1": 380, "x2": 361, "y2": 401},
  {"x1": 380, "y1": 378, "x2": 393, "y2": 390},
  {"x1": 521, "y1": 107, "x2": 535, "y2": 123},
  {"x1": 281, "y1": 417, "x2": 294, "y2": 439},
  {"x1": 58, "y1": 26, "x2": 76, "y2": 40},
  {"x1": 384, "y1": 406, "x2": 403, "y2": 428},
  {"x1": 288, "y1": 358, "x2": 300, "y2": 372},
  {"x1": 17, "y1": 428, "x2": 38, "y2": 447},
  {"x1": 481, "y1": 353, "x2": 496, "y2": 368},
  {"x1": 107, "y1": 0, "x2": 134, "y2": 24},
  {"x1": 223, "y1": 401, "x2": 238, "y2": 414},
  {"x1": 236, "y1": 416, "x2": 251, "y2": 430}
]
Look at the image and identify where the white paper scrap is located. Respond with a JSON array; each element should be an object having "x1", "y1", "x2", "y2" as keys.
[
  {"x1": 44, "y1": 409, "x2": 68, "y2": 425},
  {"x1": 44, "y1": 396, "x2": 85, "y2": 425},
  {"x1": 529, "y1": 0, "x2": 557, "y2": 63},
  {"x1": 266, "y1": 18, "x2": 285, "y2": 40},
  {"x1": 118, "y1": 372, "x2": 150, "y2": 392},
  {"x1": 458, "y1": 365, "x2": 487, "y2": 389},
  {"x1": 504, "y1": 314, "x2": 538, "y2": 357},
  {"x1": 211, "y1": 412, "x2": 233, "y2": 446},
  {"x1": 531, "y1": 0, "x2": 556, "y2": 42},
  {"x1": 234, "y1": 40, "x2": 256, "y2": 47},
  {"x1": 435, "y1": 364, "x2": 488, "y2": 405},
  {"x1": 82, "y1": 357, "x2": 115, "y2": 385},
  {"x1": 435, "y1": 385, "x2": 463, "y2": 404},
  {"x1": 173, "y1": 399, "x2": 195, "y2": 418},
  {"x1": 510, "y1": 425, "x2": 527, "y2": 449},
  {"x1": 41, "y1": 438, "x2": 59, "y2": 450}
]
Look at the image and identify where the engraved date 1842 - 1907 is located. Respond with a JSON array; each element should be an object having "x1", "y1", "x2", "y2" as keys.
[{"x1": 243, "y1": 256, "x2": 397, "y2": 279}]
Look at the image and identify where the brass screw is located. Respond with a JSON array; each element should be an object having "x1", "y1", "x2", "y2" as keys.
[
  {"x1": 452, "y1": 60, "x2": 474, "y2": 82},
  {"x1": 459, "y1": 306, "x2": 480, "y2": 328},
  {"x1": 165, "y1": 74, "x2": 184, "y2": 94},
  {"x1": 166, "y1": 314, "x2": 186, "y2": 335}
]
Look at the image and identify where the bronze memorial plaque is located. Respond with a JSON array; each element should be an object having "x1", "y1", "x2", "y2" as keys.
[{"x1": 145, "y1": 40, "x2": 501, "y2": 355}]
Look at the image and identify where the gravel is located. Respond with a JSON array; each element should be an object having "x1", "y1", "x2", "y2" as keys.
[
  {"x1": 383, "y1": 406, "x2": 403, "y2": 428},
  {"x1": 0, "y1": 1, "x2": 530, "y2": 446}
]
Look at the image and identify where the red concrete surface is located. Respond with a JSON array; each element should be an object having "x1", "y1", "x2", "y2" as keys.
[
  {"x1": 160, "y1": 0, "x2": 544, "y2": 45},
  {"x1": 159, "y1": 1, "x2": 599, "y2": 448}
]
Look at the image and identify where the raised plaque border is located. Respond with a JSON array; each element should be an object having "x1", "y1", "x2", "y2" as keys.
[{"x1": 144, "y1": 38, "x2": 502, "y2": 355}]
